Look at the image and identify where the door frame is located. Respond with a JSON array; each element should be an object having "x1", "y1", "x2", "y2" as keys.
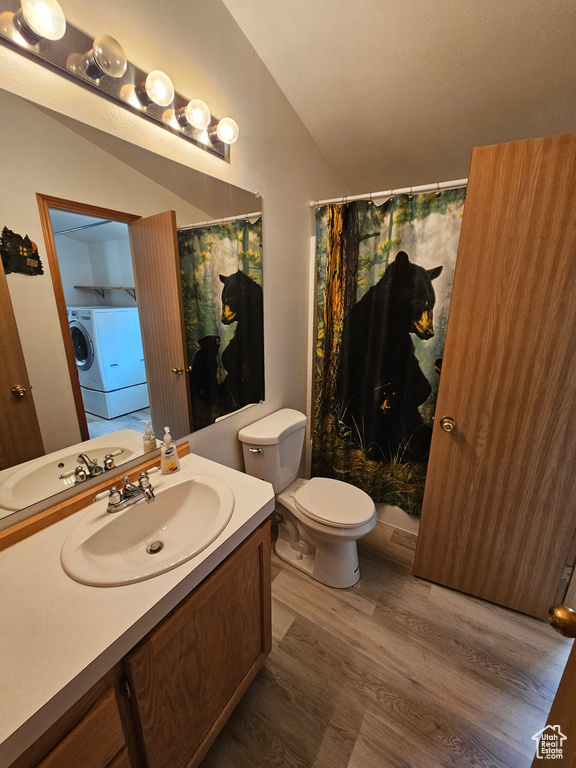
[{"x1": 36, "y1": 194, "x2": 141, "y2": 441}]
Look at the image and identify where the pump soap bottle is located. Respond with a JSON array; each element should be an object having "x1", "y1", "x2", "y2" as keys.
[
  {"x1": 160, "y1": 426, "x2": 180, "y2": 474},
  {"x1": 140, "y1": 420, "x2": 156, "y2": 453}
]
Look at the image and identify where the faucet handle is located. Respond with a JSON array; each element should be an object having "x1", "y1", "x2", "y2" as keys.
[
  {"x1": 93, "y1": 485, "x2": 121, "y2": 503},
  {"x1": 75, "y1": 466, "x2": 88, "y2": 483},
  {"x1": 109, "y1": 486, "x2": 122, "y2": 505},
  {"x1": 103, "y1": 454, "x2": 115, "y2": 471},
  {"x1": 138, "y1": 471, "x2": 151, "y2": 489},
  {"x1": 103, "y1": 449, "x2": 124, "y2": 471}
]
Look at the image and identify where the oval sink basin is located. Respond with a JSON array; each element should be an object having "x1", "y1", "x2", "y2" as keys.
[
  {"x1": 61, "y1": 474, "x2": 234, "y2": 586},
  {"x1": 0, "y1": 430, "x2": 144, "y2": 512}
]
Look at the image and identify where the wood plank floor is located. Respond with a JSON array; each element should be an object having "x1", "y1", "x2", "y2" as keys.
[{"x1": 201, "y1": 527, "x2": 573, "y2": 768}]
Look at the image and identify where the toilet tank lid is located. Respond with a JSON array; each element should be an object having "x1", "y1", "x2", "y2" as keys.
[{"x1": 238, "y1": 409, "x2": 307, "y2": 445}]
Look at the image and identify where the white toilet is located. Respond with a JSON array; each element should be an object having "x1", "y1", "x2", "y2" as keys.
[{"x1": 239, "y1": 409, "x2": 377, "y2": 588}]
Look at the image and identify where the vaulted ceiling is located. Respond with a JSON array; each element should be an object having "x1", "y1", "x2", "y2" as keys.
[{"x1": 223, "y1": 0, "x2": 576, "y2": 193}]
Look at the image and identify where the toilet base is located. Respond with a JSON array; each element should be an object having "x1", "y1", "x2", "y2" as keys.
[{"x1": 275, "y1": 519, "x2": 361, "y2": 589}]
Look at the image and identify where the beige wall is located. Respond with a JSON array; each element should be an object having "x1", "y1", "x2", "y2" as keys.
[{"x1": 0, "y1": 0, "x2": 346, "y2": 471}]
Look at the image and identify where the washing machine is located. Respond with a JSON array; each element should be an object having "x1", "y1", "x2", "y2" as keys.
[{"x1": 68, "y1": 307, "x2": 149, "y2": 419}]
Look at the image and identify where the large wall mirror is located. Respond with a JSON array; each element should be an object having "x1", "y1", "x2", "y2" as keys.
[{"x1": 0, "y1": 86, "x2": 262, "y2": 527}]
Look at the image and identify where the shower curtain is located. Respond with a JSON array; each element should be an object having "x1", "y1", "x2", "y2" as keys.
[
  {"x1": 178, "y1": 217, "x2": 263, "y2": 430},
  {"x1": 312, "y1": 189, "x2": 466, "y2": 514}
]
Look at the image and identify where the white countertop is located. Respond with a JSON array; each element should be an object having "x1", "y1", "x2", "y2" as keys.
[{"x1": 0, "y1": 453, "x2": 274, "y2": 768}]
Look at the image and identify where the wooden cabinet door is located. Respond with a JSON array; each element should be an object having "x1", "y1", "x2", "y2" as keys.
[
  {"x1": 36, "y1": 688, "x2": 126, "y2": 768},
  {"x1": 125, "y1": 522, "x2": 271, "y2": 768},
  {"x1": 129, "y1": 211, "x2": 191, "y2": 440},
  {"x1": 0, "y1": 266, "x2": 44, "y2": 470},
  {"x1": 414, "y1": 133, "x2": 576, "y2": 619}
]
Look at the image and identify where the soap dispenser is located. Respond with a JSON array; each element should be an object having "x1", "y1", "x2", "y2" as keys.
[
  {"x1": 160, "y1": 426, "x2": 180, "y2": 474},
  {"x1": 140, "y1": 420, "x2": 156, "y2": 453}
]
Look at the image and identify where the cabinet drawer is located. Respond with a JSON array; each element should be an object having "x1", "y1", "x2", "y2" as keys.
[{"x1": 37, "y1": 688, "x2": 125, "y2": 768}]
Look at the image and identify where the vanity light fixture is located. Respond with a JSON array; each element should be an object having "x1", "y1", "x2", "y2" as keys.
[
  {"x1": 211, "y1": 117, "x2": 239, "y2": 145},
  {"x1": 13, "y1": 0, "x2": 65, "y2": 44},
  {"x1": 135, "y1": 70, "x2": 175, "y2": 107},
  {"x1": 0, "y1": 0, "x2": 236, "y2": 161},
  {"x1": 175, "y1": 98, "x2": 211, "y2": 130},
  {"x1": 82, "y1": 34, "x2": 127, "y2": 79}
]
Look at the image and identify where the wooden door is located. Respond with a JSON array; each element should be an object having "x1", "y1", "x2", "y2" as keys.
[
  {"x1": 414, "y1": 133, "x2": 576, "y2": 619},
  {"x1": 0, "y1": 266, "x2": 44, "y2": 470},
  {"x1": 129, "y1": 211, "x2": 191, "y2": 439},
  {"x1": 125, "y1": 522, "x2": 271, "y2": 768}
]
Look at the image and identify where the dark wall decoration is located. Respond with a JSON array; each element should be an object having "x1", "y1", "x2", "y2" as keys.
[
  {"x1": 1, "y1": 227, "x2": 44, "y2": 275},
  {"x1": 178, "y1": 218, "x2": 263, "y2": 430},
  {"x1": 313, "y1": 189, "x2": 466, "y2": 515}
]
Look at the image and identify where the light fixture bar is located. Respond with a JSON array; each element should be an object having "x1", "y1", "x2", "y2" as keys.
[{"x1": 0, "y1": 0, "x2": 231, "y2": 161}]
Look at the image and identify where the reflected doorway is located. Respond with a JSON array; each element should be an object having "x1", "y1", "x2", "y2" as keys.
[{"x1": 49, "y1": 210, "x2": 152, "y2": 441}]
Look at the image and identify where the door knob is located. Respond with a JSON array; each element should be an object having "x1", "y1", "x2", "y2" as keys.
[
  {"x1": 548, "y1": 604, "x2": 576, "y2": 638},
  {"x1": 440, "y1": 416, "x2": 456, "y2": 432},
  {"x1": 171, "y1": 367, "x2": 184, "y2": 375},
  {"x1": 11, "y1": 384, "x2": 26, "y2": 397}
]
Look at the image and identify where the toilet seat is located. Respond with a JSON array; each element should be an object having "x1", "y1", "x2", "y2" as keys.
[{"x1": 293, "y1": 477, "x2": 375, "y2": 528}]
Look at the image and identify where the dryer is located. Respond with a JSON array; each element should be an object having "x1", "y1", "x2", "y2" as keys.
[{"x1": 68, "y1": 307, "x2": 149, "y2": 419}]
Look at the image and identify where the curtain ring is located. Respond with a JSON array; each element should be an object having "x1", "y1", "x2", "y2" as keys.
[
  {"x1": 408, "y1": 186, "x2": 413, "y2": 202},
  {"x1": 368, "y1": 192, "x2": 373, "y2": 206},
  {"x1": 435, "y1": 182, "x2": 441, "y2": 198}
]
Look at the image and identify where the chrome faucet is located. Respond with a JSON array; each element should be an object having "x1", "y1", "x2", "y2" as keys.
[
  {"x1": 77, "y1": 454, "x2": 104, "y2": 477},
  {"x1": 105, "y1": 472, "x2": 156, "y2": 513}
]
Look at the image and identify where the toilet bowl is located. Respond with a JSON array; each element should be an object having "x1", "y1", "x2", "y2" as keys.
[{"x1": 238, "y1": 409, "x2": 376, "y2": 588}]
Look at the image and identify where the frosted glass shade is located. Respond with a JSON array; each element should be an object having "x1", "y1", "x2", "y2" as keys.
[
  {"x1": 216, "y1": 117, "x2": 239, "y2": 145},
  {"x1": 15, "y1": 0, "x2": 66, "y2": 44},
  {"x1": 185, "y1": 99, "x2": 211, "y2": 130},
  {"x1": 83, "y1": 34, "x2": 127, "y2": 79},
  {"x1": 144, "y1": 70, "x2": 174, "y2": 107}
]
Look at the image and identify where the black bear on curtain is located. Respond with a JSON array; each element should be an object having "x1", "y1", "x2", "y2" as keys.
[
  {"x1": 337, "y1": 251, "x2": 442, "y2": 462},
  {"x1": 218, "y1": 270, "x2": 264, "y2": 410}
]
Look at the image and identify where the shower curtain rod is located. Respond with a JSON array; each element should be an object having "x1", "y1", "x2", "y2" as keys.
[
  {"x1": 179, "y1": 211, "x2": 262, "y2": 231},
  {"x1": 309, "y1": 177, "x2": 468, "y2": 208}
]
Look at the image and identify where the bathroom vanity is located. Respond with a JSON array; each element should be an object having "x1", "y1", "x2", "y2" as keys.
[{"x1": 0, "y1": 452, "x2": 274, "y2": 768}]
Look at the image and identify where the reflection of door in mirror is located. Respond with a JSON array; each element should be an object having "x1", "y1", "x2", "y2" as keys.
[
  {"x1": 0, "y1": 267, "x2": 44, "y2": 469},
  {"x1": 129, "y1": 211, "x2": 192, "y2": 439},
  {"x1": 38, "y1": 196, "x2": 191, "y2": 447}
]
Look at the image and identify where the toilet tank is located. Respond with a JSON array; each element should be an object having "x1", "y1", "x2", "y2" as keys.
[{"x1": 238, "y1": 409, "x2": 307, "y2": 493}]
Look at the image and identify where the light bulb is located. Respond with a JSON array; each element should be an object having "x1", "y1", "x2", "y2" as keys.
[
  {"x1": 216, "y1": 117, "x2": 239, "y2": 145},
  {"x1": 82, "y1": 34, "x2": 127, "y2": 79},
  {"x1": 175, "y1": 98, "x2": 211, "y2": 130},
  {"x1": 138, "y1": 70, "x2": 174, "y2": 107},
  {"x1": 185, "y1": 99, "x2": 211, "y2": 130},
  {"x1": 13, "y1": 0, "x2": 66, "y2": 45}
]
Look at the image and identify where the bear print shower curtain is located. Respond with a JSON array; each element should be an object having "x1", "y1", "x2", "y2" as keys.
[
  {"x1": 313, "y1": 189, "x2": 466, "y2": 514},
  {"x1": 178, "y1": 217, "x2": 263, "y2": 430}
]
